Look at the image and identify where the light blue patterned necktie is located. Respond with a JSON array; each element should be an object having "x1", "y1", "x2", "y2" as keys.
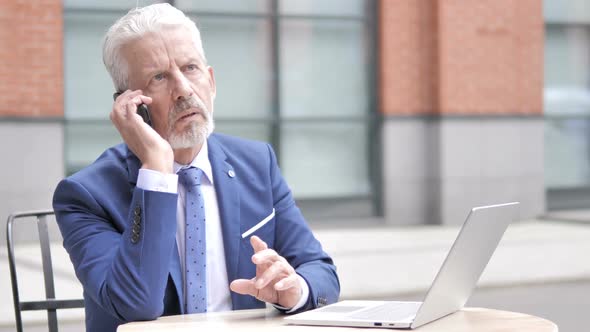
[{"x1": 178, "y1": 167, "x2": 207, "y2": 313}]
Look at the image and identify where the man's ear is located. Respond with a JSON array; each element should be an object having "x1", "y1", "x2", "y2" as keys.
[{"x1": 207, "y1": 66, "x2": 216, "y2": 100}]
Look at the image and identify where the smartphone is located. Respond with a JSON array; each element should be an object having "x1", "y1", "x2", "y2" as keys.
[{"x1": 113, "y1": 92, "x2": 153, "y2": 127}]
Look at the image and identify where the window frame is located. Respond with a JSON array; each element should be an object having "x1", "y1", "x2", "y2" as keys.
[{"x1": 62, "y1": 0, "x2": 382, "y2": 220}]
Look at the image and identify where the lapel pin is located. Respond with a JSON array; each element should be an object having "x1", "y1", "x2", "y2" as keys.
[{"x1": 228, "y1": 170, "x2": 235, "y2": 178}]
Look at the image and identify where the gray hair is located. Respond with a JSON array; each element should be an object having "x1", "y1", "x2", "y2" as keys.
[{"x1": 102, "y1": 3, "x2": 207, "y2": 92}]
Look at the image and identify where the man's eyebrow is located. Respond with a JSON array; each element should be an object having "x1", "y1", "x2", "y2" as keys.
[
  {"x1": 184, "y1": 57, "x2": 204, "y2": 66},
  {"x1": 142, "y1": 63, "x2": 164, "y2": 77}
]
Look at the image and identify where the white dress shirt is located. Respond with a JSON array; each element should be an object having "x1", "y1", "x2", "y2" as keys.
[{"x1": 135, "y1": 140, "x2": 308, "y2": 313}]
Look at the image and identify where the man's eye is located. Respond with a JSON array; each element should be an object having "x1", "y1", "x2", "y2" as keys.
[
  {"x1": 186, "y1": 64, "x2": 198, "y2": 71},
  {"x1": 154, "y1": 73, "x2": 165, "y2": 81}
]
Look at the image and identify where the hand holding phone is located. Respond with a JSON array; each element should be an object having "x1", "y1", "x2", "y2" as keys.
[
  {"x1": 110, "y1": 90, "x2": 173, "y2": 174},
  {"x1": 113, "y1": 91, "x2": 152, "y2": 127}
]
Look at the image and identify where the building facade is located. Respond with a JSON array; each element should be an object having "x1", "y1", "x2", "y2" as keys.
[{"x1": 0, "y1": 0, "x2": 548, "y2": 239}]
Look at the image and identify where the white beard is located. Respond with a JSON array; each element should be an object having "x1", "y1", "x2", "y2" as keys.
[
  {"x1": 166, "y1": 95, "x2": 215, "y2": 149},
  {"x1": 168, "y1": 115, "x2": 214, "y2": 149}
]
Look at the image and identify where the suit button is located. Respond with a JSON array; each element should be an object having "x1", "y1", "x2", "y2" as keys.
[
  {"x1": 133, "y1": 215, "x2": 141, "y2": 224},
  {"x1": 134, "y1": 206, "x2": 141, "y2": 216},
  {"x1": 132, "y1": 224, "x2": 141, "y2": 233},
  {"x1": 131, "y1": 235, "x2": 139, "y2": 244}
]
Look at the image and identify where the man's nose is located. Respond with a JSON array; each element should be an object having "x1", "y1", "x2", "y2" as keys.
[{"x1": 172, "y1": 71, "x2": 192, "y2": 100}]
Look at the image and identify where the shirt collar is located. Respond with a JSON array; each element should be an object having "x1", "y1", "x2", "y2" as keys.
[{"x1": 173, "y1": 140, "x2": 214, "y2": 185}]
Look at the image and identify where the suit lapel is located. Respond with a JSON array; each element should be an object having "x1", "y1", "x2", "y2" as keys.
[
  {"x1": 208, "y1": 136, "x2": 241, "y2": 303},
  {"x1": 124, "y1": 146, "x2": 185, "y2": 313}
]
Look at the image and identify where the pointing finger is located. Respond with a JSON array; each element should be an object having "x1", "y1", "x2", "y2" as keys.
[
  {"x1": 252, "y1": 249, "x2": 283, "y2": 265},
  {"x1": 250, "y1": 235, "x2": 268, "y2": 253}
]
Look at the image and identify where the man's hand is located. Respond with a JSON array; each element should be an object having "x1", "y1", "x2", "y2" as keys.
[
  {"x1": 230, "y1": 236, "x2": 302, "y2": 309},
  {"x1": 110, "y1": 90, "x2": 173, "y2": 173}
]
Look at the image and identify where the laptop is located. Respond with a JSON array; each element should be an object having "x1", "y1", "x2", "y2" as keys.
[{"x1": 285, "y1": 202, "x2": 519, "y2": 329}]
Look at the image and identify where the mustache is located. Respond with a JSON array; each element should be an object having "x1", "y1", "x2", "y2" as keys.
[{"x1": 172, "y1": 96, "x2": 208, "y2": 117}]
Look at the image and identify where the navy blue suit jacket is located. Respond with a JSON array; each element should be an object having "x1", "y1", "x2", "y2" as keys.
[{"x1": 53, "y1": 133, "x2": 340, "y2": 332}]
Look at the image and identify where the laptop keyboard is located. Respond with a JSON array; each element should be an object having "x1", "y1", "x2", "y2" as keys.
[{"x1": 348, "y1": 302, "x2": 421, "y2": 321}]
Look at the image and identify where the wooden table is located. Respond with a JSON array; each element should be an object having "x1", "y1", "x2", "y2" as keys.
[{"x1": 117, "y1": 307, "x2": 558, "y2": 332}]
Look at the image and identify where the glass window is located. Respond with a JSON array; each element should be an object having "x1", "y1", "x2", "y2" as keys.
[
  {"x1": 279, "y1": 0, "x2": 365, "y2": 17},
  {"x1": 545, "y1": 26, "x2": 590, "y2": 106},
  {"x1": 279, "y1": 18, "x2": 370, "y2": 200},
  {"x1": 544, "y1": 0, "x2": 590, "y2": 208},
  {"x1": 64, "y1": 11, "x2": 119, "y2": 120},
  {"x1": 280, "y1": 19, "x2": 367, "y2": 119},
  {"x1": 66, "y1": 122, "x2": 121, "y2": 172},
  {"x1": 63, "y1": 0, "x2": 377, "y2": 218},
  {"x1": 544, "y1": 0, "x2": 590, "y2": 23},
  {"x1": 215, "y1": 121, "x2": 271, "y2": 143},
  {"x1": 281, "y1": 122, "x2": 370, "y2": 198},
  {"x1": 64, "y1": 0, "x2": 164, "y2": 10},
  {"x1": 64, "y1": 3, "x2": 160, "y2": 173},
  {"x1": 175, "y1": 0, "x2": 269, "y2": 14},
  {"x1": 196, "y1": 16, "x2": 273, "y2": 120},
  {"x1": 544, "y1": 25, "x2": 590, "y2": 188},
  {"x1": 545, "y1": 118, "x2": 590, "y2": 188}
]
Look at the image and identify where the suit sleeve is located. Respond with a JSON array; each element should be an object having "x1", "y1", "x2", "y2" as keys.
[
  {"x1": 266, "y1": 144, "x2": 341, "y2": 313},
  {"x1": 53, "y1": 178, "x2": 178, "y2": 321}
]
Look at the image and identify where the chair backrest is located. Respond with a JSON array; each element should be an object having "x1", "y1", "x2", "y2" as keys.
[{"x1": 6, "y1": 210, "x2": 85, "y2": 332}]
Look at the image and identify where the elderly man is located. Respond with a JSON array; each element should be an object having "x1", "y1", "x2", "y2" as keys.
[{"x1": 53, "y1": 3, "x2": 339, "y2": 332}]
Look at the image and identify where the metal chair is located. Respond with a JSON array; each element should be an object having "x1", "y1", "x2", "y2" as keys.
[{"x1": 6, "y1": 210, "x2": 85, "y2": 332}]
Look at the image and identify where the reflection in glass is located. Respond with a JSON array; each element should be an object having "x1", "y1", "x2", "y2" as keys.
[
  {"x1": 545, "y1": 118, "x2": 590, "y2": 188},
  {"x1": 280, "y1": 19, "x2": 368, "y2": 118},
  {"x1": 544, "y1": 20, "x2": 590, "y2": 192},
  {"x1": 64, "y1": 0, "x2": 164, "y2": 10},
  {"x1": 197, "y1": 17, "x2": 272, "y2": 119},
  {"x1": 215, "y1": 121, "x2": 271, "y2": 143},
  {"x1": 66, "y1": 121, "x2": 121, "y2": 174},
  {"x1": 544, "y1": 0, "x2": 590, "y2": 23},
  {"x1": 176, "y1": 0, "x2": 269, "y2": 14},
  {"x1": 281, "y1": 122, "x2": 370, "y2": 198},
  {"x1": 279, "y1": 0, "x2": 365, "y2": 16},
  {"x1": 64, "y1": 12, "x2": 120, "y2": 119},
  {"x1": 545, "y1": 26, "x2": 590, "y2": 100},
  {"x1": 62, "y1": 0, "x2": 376, "y2": 215}
]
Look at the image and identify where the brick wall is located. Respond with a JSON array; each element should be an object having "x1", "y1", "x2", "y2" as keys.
[
  {"x1": 380, "y1": 0, "x2": 543, "y2": 116},
  {"x1": 380, "y1": 0, "x2": 439, "y2": 115},
  {"x1": 0, "y1": 0, "x2": 63, "y2": 117}
]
